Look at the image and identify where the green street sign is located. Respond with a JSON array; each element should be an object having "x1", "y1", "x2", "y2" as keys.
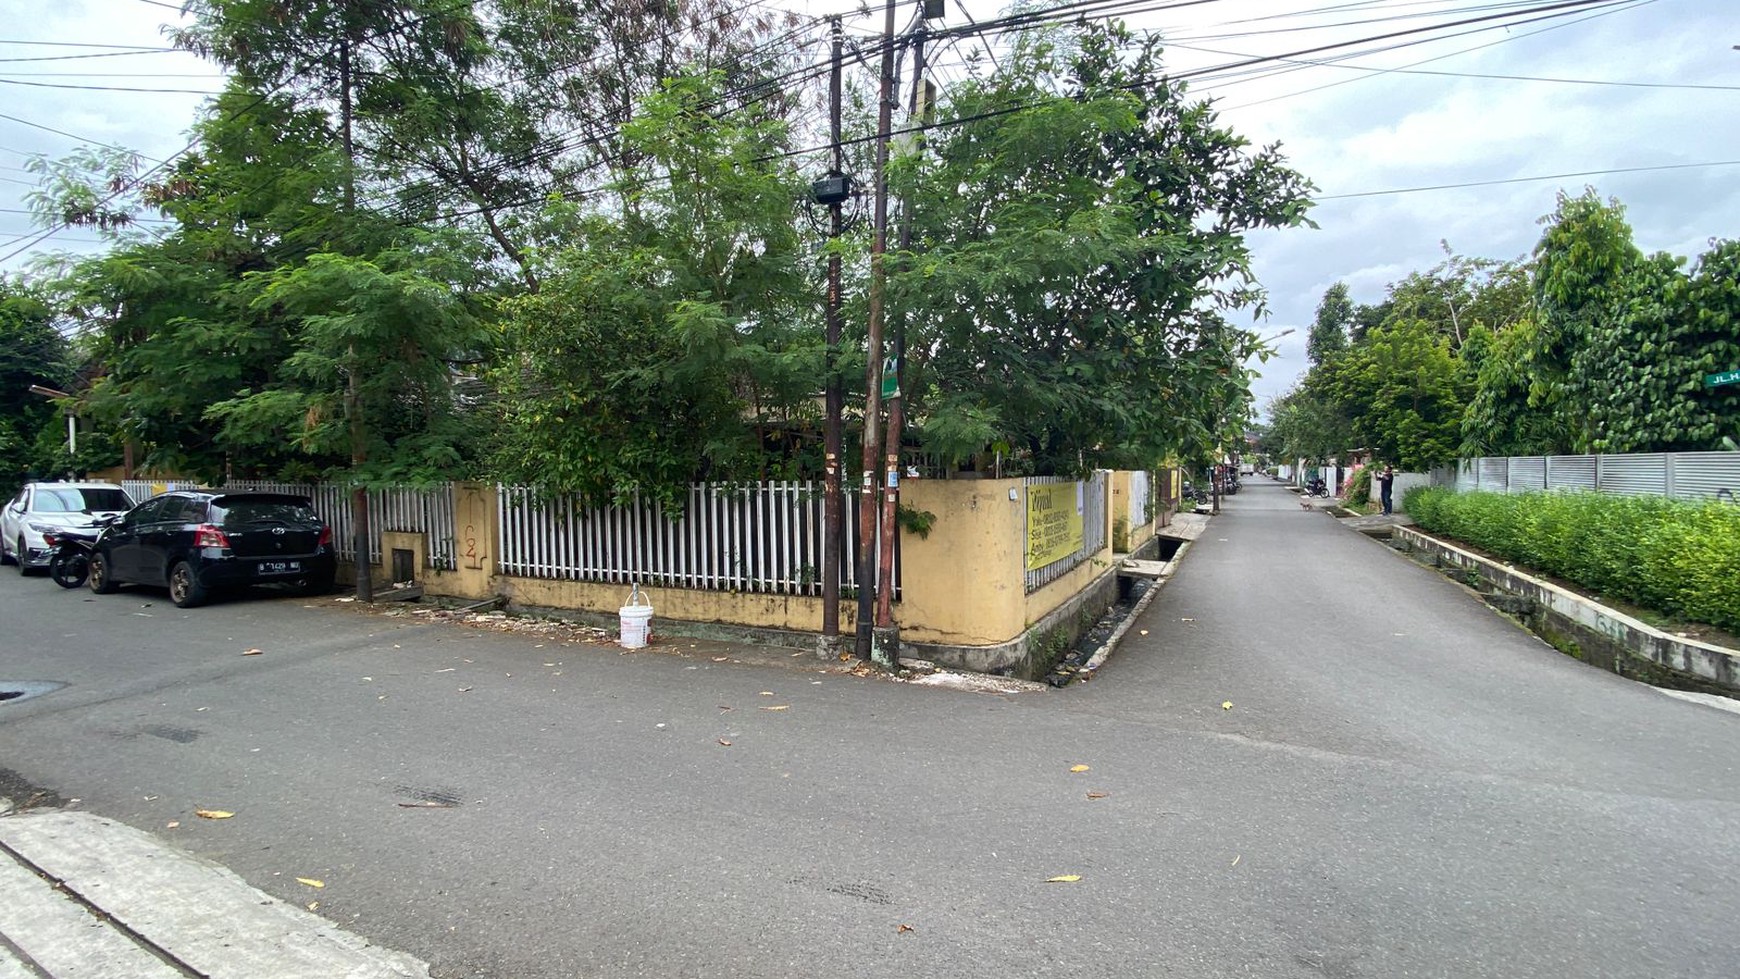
[{"x1": 1705, "y1": 369, "x2": 1740, "y2": 389}]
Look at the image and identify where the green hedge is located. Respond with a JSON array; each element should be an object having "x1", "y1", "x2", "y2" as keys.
[{"x1": 1402, "y1": 486, "x2": 1740, "y2": 635}]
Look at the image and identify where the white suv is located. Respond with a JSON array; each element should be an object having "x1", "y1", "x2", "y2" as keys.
[{"x1": 1, "y1": 482, "x2": 136, "y2": 574}]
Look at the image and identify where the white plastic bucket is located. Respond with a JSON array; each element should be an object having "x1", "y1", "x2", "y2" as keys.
[{"x1": 619, "y1": 587, "x2": 653, "y2": 649}]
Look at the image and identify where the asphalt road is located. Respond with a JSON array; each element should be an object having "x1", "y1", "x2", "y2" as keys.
[{"x1": 2, "y1": 480, "x2": 1737, "y2": 979}]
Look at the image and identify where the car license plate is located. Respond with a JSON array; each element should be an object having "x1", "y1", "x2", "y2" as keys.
[{"x1": 257, "y1": 560, "x2": 301, "y2": 575}]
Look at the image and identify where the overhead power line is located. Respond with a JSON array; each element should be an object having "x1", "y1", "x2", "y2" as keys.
[
  {"x1": 0, "y1": 39, "x2": 175, "y2": 50},
  {"x1": 0, "y1": 78, "x2": 221, "y2": 94},
  {"x1": 0, "y1": 0, "x2": 487, "y2": 265},
  {"x1": 0, "y1": 111, "x2": 162, "y2": 158},
  {"x1": 1214, "y1": 0, "x2": 1654, "y2": 110},
  {"x1": 1318, "y1": 160, "x2": 1740, "y2": 199},
  {"x1": 0, "y1": 50, "x2": 185, "y2": 64}
]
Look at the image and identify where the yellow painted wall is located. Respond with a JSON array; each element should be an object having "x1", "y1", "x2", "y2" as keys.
[
  {"x1": 418, "y1": 482, "x2": 498, "y2": 601},
  {"x1": 1110, "y1": 470, "x2": 1158, "y2": 553},
  {"x1": 1022, "y1": 542, "x2": 1114, "y2": 627},
  {"x1": 893, "y1": 479, "x2": 1028, "y2": 645},
  {"x1": 394, "y1": 476, "x2": 1127, "y2": 650}
]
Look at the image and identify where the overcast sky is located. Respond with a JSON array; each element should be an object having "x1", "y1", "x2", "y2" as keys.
[{"x1": 3, "y1": 0, "x2": 1736, "y2": 416}]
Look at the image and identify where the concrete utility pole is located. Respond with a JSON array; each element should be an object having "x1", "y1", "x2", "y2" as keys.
[
  {"x1": 856, "y1": 0, "x2": 899, "y2": 662},
  {"x1": 872, "y1": 20, "x2": 930, "y2": 664},
  {"x1": 821, "y1": 17, "x2": 845, "y2": 644}
]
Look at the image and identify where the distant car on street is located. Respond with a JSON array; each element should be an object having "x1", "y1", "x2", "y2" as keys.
[
  {"x1": 1, "y1": 481, "x2": 136, "y2": 575},
  {"x1": 87, "y1": 490, "x2": 336, "y2": 608}
]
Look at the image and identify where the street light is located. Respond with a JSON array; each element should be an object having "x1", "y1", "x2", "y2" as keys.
[{"x1": 27, "y1": 384, "x2": 76, "y2": 460}]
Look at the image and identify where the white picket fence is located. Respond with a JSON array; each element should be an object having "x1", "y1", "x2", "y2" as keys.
[
  {"x1": 1023, "y1": 471, "x2": 1109, "y2": 594},
  {"x1": 119, "y1": 479, "x2": 201, "y2": 504},
  {"x1": 496, "y1": 481, "x2": 889, "y2": 597},
  {"x1": 1451, "y1": 452, "x2": 1740, "y2": 502}
]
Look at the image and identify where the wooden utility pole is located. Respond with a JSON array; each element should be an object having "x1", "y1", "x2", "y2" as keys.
[
  {"x1": 872, "y1": 23, "x2": 929, "y2": 660},
  {"x1": 821, "y1": 17, "x2": 845, "y2": 642},
  {"x1": 856, "y1": 0, "x2": 898, "y2": 662},
  {"x1": 339, "y1": 25, "x2": 373, "y2": 603}
]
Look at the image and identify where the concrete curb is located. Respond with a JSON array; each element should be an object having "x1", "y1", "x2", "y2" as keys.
[
  {"x1": 1393, "y1": 526, "x2": 1740, "y2": 692},
  {"x1": 0, "y1": 810, "x2": 432, "y2": 978}
]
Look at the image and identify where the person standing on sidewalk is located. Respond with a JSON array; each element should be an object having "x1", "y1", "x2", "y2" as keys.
[{"x1": 1377, "y1": 464, "x2": 1395, "y2": 515}]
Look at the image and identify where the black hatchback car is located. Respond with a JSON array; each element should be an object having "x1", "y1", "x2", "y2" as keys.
[{"x1": 88, "y1": 491, "x2": 336, "y2": 607}]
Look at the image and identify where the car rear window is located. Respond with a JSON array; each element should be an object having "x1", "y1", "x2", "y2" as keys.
[
  {"x1": 37, "y1": 488, "x2": 133, "y2": 513},
  {"x1": 210, "y1": 496, "x2": 320, "y2": 527}
]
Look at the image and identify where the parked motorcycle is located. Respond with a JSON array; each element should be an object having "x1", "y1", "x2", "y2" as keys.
[{"x1": 43, "y1": 525, "x2": 101, "y2": 589}]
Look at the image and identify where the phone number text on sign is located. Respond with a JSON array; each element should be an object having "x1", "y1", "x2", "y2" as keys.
[{"x1": 1026, "y1": 483, "x2": 1084, "y2": 571}]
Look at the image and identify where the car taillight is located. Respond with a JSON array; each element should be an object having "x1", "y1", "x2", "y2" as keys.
[
  {"x1": 318, "y1": 525, "x2": 332, "y2": 548},
  {"x1": 193, "y1": 524, "x2": 230, "y2": 548}
]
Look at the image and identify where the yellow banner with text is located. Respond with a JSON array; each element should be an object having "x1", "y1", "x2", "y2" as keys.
[{"x1": 1025, "y1": 483, "x2": 1084, "y2": 571}]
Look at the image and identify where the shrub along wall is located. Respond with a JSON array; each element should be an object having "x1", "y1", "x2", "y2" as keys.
[{"x1": 1404, "y1": 487, "x2": 1740, "y2": 635}]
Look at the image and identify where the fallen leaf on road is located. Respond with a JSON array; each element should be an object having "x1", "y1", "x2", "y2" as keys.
[
  {"x1": 297, "y1": 878, "x2": 325, "y2": 889},
  {"x1": 195, "y1": 809, "x2": 234, "y2": 820},
  {"x1": 242, "y1": 648, "x2": 263, "y2": 656},
  {"x1": 1069, "y1": 765, "x2": 1091, "y2": 773},
  {"x1": 166, "y1": 820, "x2": 180, "y2": 829},
  {"x1": 759, "y1": 705, "x2": 790, "y2": 712},
  {"x1": 1222, "y1": 701, "x2": 1233, "y2": 710},
  {"x1": 1045, "y1": 875, "x2": 1082, "y2": 883},
  {"x1": 307, "y1": 901, "x2": 319, "y2": 911},
  {"x1": 458, "y1": 687, "x2": 473, "y2": 693},
  {"x1": 896, "y1": 924, "x2": 914, "y2": 934},
  {"x1": 718, "y1": 738, "x2": 733, "y2": 746},
  {"x1": 1086, "y1": 792, "x2": 1108, "y2": 800}
]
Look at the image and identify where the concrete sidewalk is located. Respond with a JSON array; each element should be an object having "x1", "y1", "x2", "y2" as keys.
[{"x1": 0, "y1": 807, "x2": 430, "y2": 979}]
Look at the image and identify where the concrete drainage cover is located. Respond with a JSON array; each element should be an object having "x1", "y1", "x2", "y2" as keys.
[{"x1": 0, "y1": 681, "x2": 68, "y2": 704}]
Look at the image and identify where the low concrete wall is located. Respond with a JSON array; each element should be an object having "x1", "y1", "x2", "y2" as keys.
[
  {"x1": 911, "y1": 562, "x2": 1122, "y2": 680},
  {"x1": 1395, "y1": 527, "x2": 1740, "y2": 693},
  {"x1": 335, "y1": 475, "x2": 1141, "y2": 676}
]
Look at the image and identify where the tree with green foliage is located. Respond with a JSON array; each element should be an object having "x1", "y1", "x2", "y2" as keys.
[
  {"x1": 1327, "y1": 316, "x2": 1470, "y2": 470},
  {"x1": 1307, "y1": 282, "x2": 1352, "y2": 365},
  {"x1": 1264, "y1": 380, "x2": 1351, "y2": 464},
  {"x1": 1459, "y1": 317, "x2": 1569, "y2": 457},
  {"x1": 0, "y1": 279, "x2": 74, "y2": 491},
  {"x1": 490, "y1": 73, "x2": 816, "y2": 509},
  {"x1": 1385, "y1": 245, "x2": 1529, "y2": 351},
  {"x1": 1529, "y1": 189, "x2": 1643, "y2": 452},
  {"x1": 889, "y1": 21, "x2": 1313, "y2": 475}
]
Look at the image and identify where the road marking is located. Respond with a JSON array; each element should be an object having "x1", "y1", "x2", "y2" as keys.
[{"x1": 1655, "y1": 688, "x2": 1740, "y2": 717}]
